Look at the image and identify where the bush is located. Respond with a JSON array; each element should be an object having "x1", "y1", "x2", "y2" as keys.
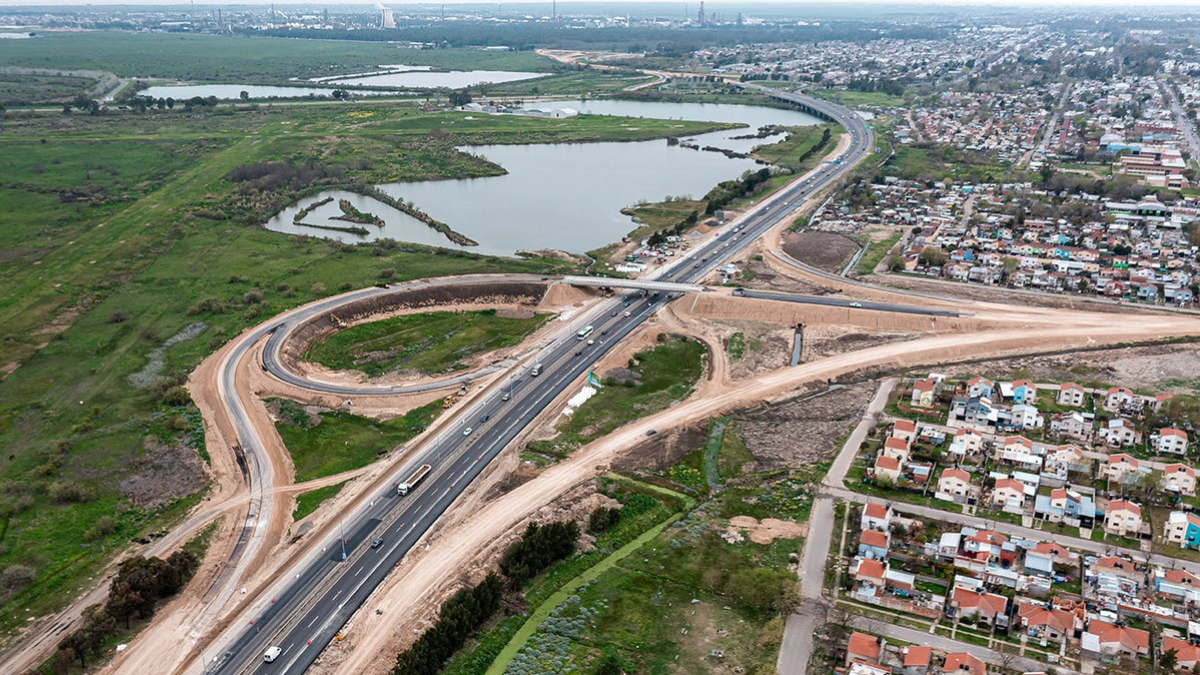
[
  {"x1": 499, "y1": 520, "x2": 579, "y2": 587},
  {"x1": 587, "y1": 506, "x2": 621, "y2": 534},
  {"x1": 242, "y1": 289, "x2": 263, "y2": 304},
  {"x1": 378, "y1": 268, "x2": 396, "y2": 279},
  {"x1": 84, "y1": 516, "x2": 117, "y2": 541},
  {"x1": 189, "y1": 297, "x2": 226, "y2": 315},
  {"x1": 159, "y1": 385, "x2": 191, "y2": 407},
  {"x1": 107, "y1": 310, "x2": 128, "y2": 324},
  {"x1": 48, "y1": 481, "x2": 89, "y2": 504}
]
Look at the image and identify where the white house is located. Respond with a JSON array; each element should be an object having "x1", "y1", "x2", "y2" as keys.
[
  {"x1": 1099, "y1": 419, "x2": 1140, "y2": 447},
  {"x1": 1057, "y1": 382, "x2": 1087, "y2": 407},
  {"x1": 1105, "y1": 500, "x2": 1144, "y2": 537},
  {"x1": 1156, "y1": 427, "x2": 1190, "y2": 456}
]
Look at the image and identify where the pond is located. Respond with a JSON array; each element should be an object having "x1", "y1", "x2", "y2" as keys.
[{"x1": 265, "y1": 99, "x2": 824, "y2": 256}]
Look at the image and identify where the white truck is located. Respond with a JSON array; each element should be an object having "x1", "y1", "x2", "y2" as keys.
[{"x1": 397, "y1": 464, "x2": 432, "y2": 496}]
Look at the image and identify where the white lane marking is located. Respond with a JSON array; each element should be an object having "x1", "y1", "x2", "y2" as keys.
[{"x1": 307, "y1": 615, "x2": 319, "y2": 628}]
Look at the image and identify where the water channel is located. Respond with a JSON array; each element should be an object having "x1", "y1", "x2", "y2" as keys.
[{"x1": 265, "y1": 99, "x2": 825, "y2": 256}]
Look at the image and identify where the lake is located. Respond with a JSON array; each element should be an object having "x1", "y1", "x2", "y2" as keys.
[
  {"x1": 138, "y1": 84, "x2": 394, "y2": 100},
  {"x1": 322, "y1": 69, "x2": 545, "y2": 90},
  {"x1": 265, "y1": 99, "x2": 823, "y2": 256}
]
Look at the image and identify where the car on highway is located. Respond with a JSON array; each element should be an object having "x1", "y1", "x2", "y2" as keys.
[
  {"x1": 463, "y1": 427, "x2": 473, "y2": 436},
  {"x1": 849, "y1": 302, "x2": 863, "y2": 308},
  {"x1": 502, "y1": 392, "x2": 511, "y2": 401},
  {"x1": 264, "y1": 646, "x2": 282, "y2": 663},
  {"x1": 624, "y1": 311, "x2": 631, "y2": 317},
  {"x1": 574, "y1": 350, "x2": 582, "y2": 356},
  {"x1": 371, "y1": 537, "x2": 384, "y2": 549},
  {"x1": 611, "y1": 310, "x2": 617, "y2": 316},
  {"x1": 480, "y1": 414, "x2": 490, "y2": 423},
  {"x1": 587, "y1": 339, "x2": 595, "y2": 345}
]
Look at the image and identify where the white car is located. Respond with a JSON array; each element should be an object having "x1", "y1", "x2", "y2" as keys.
[
  {"x1": 849, "y1": 302, "x2": 863, "y2": 308},
  {"x1": 463, "y1": 427, "x2": 473, "y2": 436}
]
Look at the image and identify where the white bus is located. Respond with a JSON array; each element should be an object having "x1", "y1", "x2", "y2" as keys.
[{"x1": 576, "y1": 325, "x2": 594, "y2": 341}]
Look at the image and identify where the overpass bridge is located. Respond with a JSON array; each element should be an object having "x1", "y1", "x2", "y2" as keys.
[
  {"x1": 559, "y1": 275, "x2": 705, "y2": 294},
  {"x1": 737, "y1": 83, "x2": 863, "y2": 130}
]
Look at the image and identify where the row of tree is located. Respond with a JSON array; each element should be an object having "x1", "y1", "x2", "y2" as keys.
[
  {"x1": 389, "y1": 518, "x2": 584, "y2": 675},
  {"x1": 704, "y1": 167, "x2": 775, "y2": 216},
  {"x1": 55, "y1": 551, "x2": 200, "y2": 669}
]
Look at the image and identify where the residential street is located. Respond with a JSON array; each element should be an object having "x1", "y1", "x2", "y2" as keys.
[{"x1": 846, "y1": 619, "x2": 1062, "y2": 674}]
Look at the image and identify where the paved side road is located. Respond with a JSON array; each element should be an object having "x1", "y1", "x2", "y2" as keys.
[
  {"x1": 777, "y1": 379, "x2": 896, "y2": 675},
  {"x1": 847, "y1": 619, "x2": 1071, "y2": 674}
]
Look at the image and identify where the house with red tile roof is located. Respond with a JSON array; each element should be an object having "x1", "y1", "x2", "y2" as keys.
[
  {"x1": 875, "y1": 454, "x2": 902, "y2": 482},
  {"x1": 912, "y1": 378, "x2": 938, "y2": 408},
  {"x1": 1017, "y1": 602, "x2": 1075, "y2": 642},
  {"x1": 901, "y1": 645, "x2": 933, "y2": 675},
  {"x1": 859, "y1": 528, "x2": 891, "y2": 560},
  {"x1": 1084, "y1": 619, "x2": 1149, "y2": 657},
  {"x1": 1157, "y1": 427, "x2": 1190, "y2": 456},
  {"x1": 862, "y1": 502, "x2": 893, "y2": 532},
  {"x1": 1104, "y1": 500, "x2": 1143, "y2": 537},
  {"x1": 941, "y1": 652, "x2": 986, "y2": 675},
  {"x1": 883, "y1": 436, "x2": 911, "y2": 461},
  {"x1": 893, "y1": 419, "x2": 918, "y2": 443},
  {"x1": 950, "y1": 586, "x2": 1009, "y2": 626},
  {"x1": 1162, "y1": 636, "x2": 1200, "y2": 670},
  {"x1": 846, "y1": 631, "x2": 885, "y2": 666}
]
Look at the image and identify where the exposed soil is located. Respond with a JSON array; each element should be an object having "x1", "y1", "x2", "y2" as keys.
[
  {"x1": 738, "y1": 257, "x2": 831, "y2": 294},
  {"x1": 934, "y1": 342, "x2": 1200, "y2": 392},
  {"x1": 120, "y1": 438, "x2": 208, "y2": 510},
  {"x1": 728, "y1": 515, "x2": 807, "y2": 544},
  {"x1": 875, "y1": 274, "x2": 1137, "y2": 314},
  {"x1": 730, "y1": 382, "x2": 875, "y2": 471},
  {"x1": 782, "y1": 231, "x2": 860, "y2": 274},
  {"x1": 803, "y1": 327, "x2": 924, "y2": 361}
]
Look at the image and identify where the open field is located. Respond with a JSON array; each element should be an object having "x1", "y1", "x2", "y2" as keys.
[
  {"x1": 0, "y1": 73, "x2": 96, "y2": 105},
  {"x1": 0, "y1": 33, "x2": 554, "y2": 84},
  {"x1": 272, "y1": 399, "x2": 444, "y2": 482},
  {"x1": 752, "y1": 123, "x2": 841, "y2": 172},
  {"x1": 526, "y1": 335, "x2": 707, "y2": 460},
  {"x1": 303, "y1": 309, "x2": 550, "y2": 377},
  {"x1": 293, "y1": 482, "x2": 347, "y2": 522},
  {"x1": 810, "y1": 89, "x2": 907, "y2": 108},
  {"x1": 0, "y1": 96, "x2": 730, "y2": 634}
]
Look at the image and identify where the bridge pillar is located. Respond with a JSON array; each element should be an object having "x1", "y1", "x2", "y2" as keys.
[{"x1": 790, "y1": 323, "x2": 805, "y2": 366}]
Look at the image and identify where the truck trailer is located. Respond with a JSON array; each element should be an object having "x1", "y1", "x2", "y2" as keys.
[{"x1": 397, "y1": 464, "x2": 432, "y2": 495}]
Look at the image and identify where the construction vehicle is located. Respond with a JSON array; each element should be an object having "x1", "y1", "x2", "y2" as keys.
[{"x1": 397, "y1": 464, "x2": 432, "y2": 495}]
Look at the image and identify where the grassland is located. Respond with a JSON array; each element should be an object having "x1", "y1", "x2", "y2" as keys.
[
  {"x1": 525, "y1": 335, "x2": 707, "y2": 459},
  {"x1": 303, "y1": 309, "x2": 550, "y2": 377},
  {"x1": 0, "y1": 73, "x2": 96, "y2": 105},
  {"x1": 292, "y1": 482, "x2": 347, "y2": 522},
  {"x1": 882, "y1": 143, "x2": 1011, "y2": 183},
  {"x1": 0, "y1": 33, "x2": 554, "y2": 84},
  {"x1": 810, "y1": 89, "x2": 907, "y2": 108},
  {"x1": 0, "y1": 93, "x2": 734, "y2": 631},
  {"x1": 752, "y1": 123, "x2": 842, "y2": 172},
  {"x1": 855, "y1": 232, "x2": 902, "y2": 275},
  {"x1": 272, "y1": 399, "x2": 443, "y2": 482}
]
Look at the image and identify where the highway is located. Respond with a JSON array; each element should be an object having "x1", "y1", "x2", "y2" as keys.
[{"x1": 207, "y1": 89, "x2": 873, "y2": 675}]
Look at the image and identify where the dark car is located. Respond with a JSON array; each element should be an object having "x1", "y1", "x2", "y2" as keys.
[
  {"x1": 645, "y1": 429, "x2": 657, "y2": 436},
  {"x1": 480, "y1": 414, "x2": 490, "y2": 423}
]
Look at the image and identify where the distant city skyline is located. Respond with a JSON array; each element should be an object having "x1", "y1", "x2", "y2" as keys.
[{"x1": 8, "y1": 0, "x2": 1200, "y2": 7}]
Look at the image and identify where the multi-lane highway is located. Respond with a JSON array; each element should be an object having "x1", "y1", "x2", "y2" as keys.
[
  {"x1": 207, "y1": 89, "x2": 872, "y2": 674},
  {"x1": 733, "y1": 287, "x2": 961, "y2": 317}
]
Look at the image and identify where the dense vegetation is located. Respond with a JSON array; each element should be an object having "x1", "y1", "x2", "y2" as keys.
[
  {"x1": 55, "y1": 551, "x2": 199, "y2": 669},
  {"x1": 391, "y1": 519, "x2": 580, "y2": 675}
]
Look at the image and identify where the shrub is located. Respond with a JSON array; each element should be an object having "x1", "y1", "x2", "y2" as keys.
[
  {"x1": 588, "y1": 506, "x2": 621, "y2": 533},
  {"x1": 189, "y1": 297, "x2": 226, "y2": 315},
  {"x1": 378, "y1": 268, "x2": 396, "y2": 279},
  {"x1": 48, "y1": 481, "x2": 89, "y2": 504},
  {"x1": 242, "y1": 289, "x2": 263, "y2": 304},
  {"x1": 107, "y1": 310, "x2": 128, "y2": 324}
]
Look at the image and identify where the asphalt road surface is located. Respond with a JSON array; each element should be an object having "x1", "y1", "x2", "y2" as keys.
[
  {"x1": 733, "y1": 288, "x2": 960, "y2": 317},
  {"x1": 209, "y1": 89, "x2": 873, "y2": 675}
]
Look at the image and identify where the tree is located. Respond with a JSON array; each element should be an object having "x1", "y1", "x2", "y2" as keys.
[
  {"x1": 449, "y1": 91, "x2": 472, "y2": 107},
  {"x1": 1161, "y1": 647, "x2": 1179, "y2": 673},
  {"x1": 918, "y1": 246, "x2": 948, "y2": 267},
  {"x1": 239, "y1": 90, "x2": 250, "y2": 101}
]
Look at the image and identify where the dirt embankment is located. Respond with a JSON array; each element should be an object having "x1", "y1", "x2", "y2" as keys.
[
  {"x1": 782, "y1": 231, "x2": 860, "y2": 274},
  {"x1": 279, "y1": 281, "x2": 550, "y2": 379},
  {"x1": 729, "y1": 382, "x2": 874, "y2": 471}
]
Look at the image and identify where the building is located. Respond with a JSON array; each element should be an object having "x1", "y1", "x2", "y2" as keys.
[
  {"x1": 862, "y1": 502, "x2": 893, "y2": 532},
  {"x1": 912, "y1": 378, "x2": 938, "y2": 408},
  {"x1": 846, "y1": 631, "x2": 884, "y2": 666},
  {"x1": 859, "y1": 528, "x2": 891, "y2": 560},
  {"x1": 883, "y1": 436, "x2": 912, "y2": 462},
  {"x1": 1033, "y1": 488, "x2": 1095, "y2": 527},
  {"x1": 950, "y1": 586, "x2": 1009, "y2": 626},
  {"x1": 1103, "y1": 453, "x2": 1141, "y2": 484},
  {"x1": 936, "y1": 467, "x2": 976, "y2": 504},
  {"x1": 901, "y1": 646, "x2": 933, "y2": 675},
  {"x1": 949, "y1": 428, "x2": 985, "y2": 457},
  {"x1": 1099, "y1": 418, "x2": 1140, "y2": 447},
  {"x1": 893, "y1": 419, "x2": 919, "y2": 443},
  {"x1": 1162, "y1": 463, "x2": 1197, "y2": 495},
  {"x1": 1103, "y1": 387, "x2": 1139, "y2": 413},
  {"x1": 1057, "y1": 382, "x2": 1087, "y2": 407},
  {"x1": 1157, "y1": 427, "x2": 1190, "y2": 456},
  {"x1": 991, "y1": 477, "x2": 1027, "y2": 512},
  {"x1": 1011, "y1": 379, "x2": 1037, "y2": 404},
  {"x1": 1164, "y1": 510, "x2": 1200, "y2": 549},
  {"x1": 1017, "y1": 602, "x2": 1075, "y2": 642},
  {"x1": 1049, "y1": 412, "x2": 1092, "y2": 441},
  {"x1": 875, "y1": 455, "x2": 902, "y2": 482},
  {"x1": 1104, "y1": 500, "x2": 1143, "y2": 537},
  {"x1": 941, "y1": 652, "x2": 986, "y2": 675},
  {"x1": 1162, "y1": 636, "x2": 1200, "y2": 670},
  {"x1": 1084, "y1": 619, "x2": 1150, "y2": 657},
  {"x1": 967, "y1": 377, "x2": 996, "y2": 399}
]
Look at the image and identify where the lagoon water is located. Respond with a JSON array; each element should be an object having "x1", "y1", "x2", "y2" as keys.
[
  {"x1": 265, "y1": 99, "x2": 824, "y2": 256},
  {"x1": 323, "y1": 69, "x2": 544, "y2": 89}
]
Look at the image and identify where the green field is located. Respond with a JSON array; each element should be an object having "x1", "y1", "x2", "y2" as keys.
[
  {"x1": 0, "y1": 73, "x2": 97, "y2": 105},
  {"x1": 272, "y1": 399, "x2": 443, "y2": 482},
  {"x1": 292, "y1": 482, "x2": 347, "y2": 522},
  {"x1": 0, "y1": 33, "x2": 554, "y2": 84},
  {"x1": 0, "y1": 89, "x2": 735, "y2": 630},
  {"x1": 810, "y1": 89, "x2": 907, "y2": 108},
  {"x1": 304, "y1": 309, "x2": 550, "y2": 377},
  {"x1": 526, "y1": 335, "x2": 707, "y2": 459},
  {"x1": 752, "y1": 123, "x2": 842, "y2": 171},
  {"x1": 882, "y1": 143, "x2": 1010, "y2": 183},
  {"x1": 856, "y1": 233, "x2": 902, "y2": 275}
]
